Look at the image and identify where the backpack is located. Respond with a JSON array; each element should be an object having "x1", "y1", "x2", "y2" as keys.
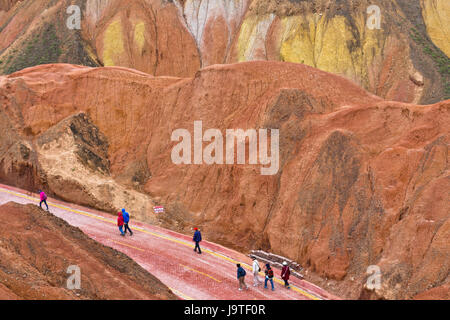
[{"x1": 267, "y1": 269, "x2": 274, "y2": 278}]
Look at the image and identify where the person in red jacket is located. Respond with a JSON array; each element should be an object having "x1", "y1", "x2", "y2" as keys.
[
  {"x1": 117, "y1": 211, "x2": 125, "y2": 236},
  {"x1": 281, "y1": 261, "x2": 291, "y2": 289}
]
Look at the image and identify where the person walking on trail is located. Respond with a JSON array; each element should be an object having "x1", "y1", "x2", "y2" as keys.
[
  {"x1": 193, "y1": 227, "x2": 202, "y2": 254},
  {"x1": 117, "y1": 211, "x2": 125, "y2": 236},
  {"x1": 264, "y1": 263, "x2": 275, "y2": 291},
  {"x1": 281, "y1": 261, "x2": 291, "y2": 289},
  {"x1": 122, "y1": 208, "x2": 133, "y2": 236},
  {"x1": 38, "y1": 190, "x2": 48, "y2": 211},
  {"x1": 252, "y1": 257, "x2": 262, "y2": 287},
  {"x1": 237, "y1": 264, "x2": 249, "y2": 291}
]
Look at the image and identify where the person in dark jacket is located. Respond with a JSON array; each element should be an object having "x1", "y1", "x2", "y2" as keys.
[
  {"x1": 264, "y1": 263, "x2": 275, "y2": 291},
  {"x1": 117, "y1": 212, "x2": 125, "y2": 236},
  {"x1": 38, "y1": 190, "x2": 48, "y2": 211},
  {"x1": 237, "y1": 264, "x2": 249, "y2": 291},
  {"x1": 281, "y1": 261, "x2": 291, "y2": 289},
  {"x1": 193, "y1": 228, "x2": 202, "y2": 254},
  {"x1": 121, "y1": 208, "x2": 133, "y2": 236}
]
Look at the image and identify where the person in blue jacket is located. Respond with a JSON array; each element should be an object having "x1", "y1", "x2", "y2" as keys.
[
  {"x1": 193, "y1": 227, "x2": 202, "y2": 254},
  {"x1": 264, "y1": 263, "x2": 275, "y2": 291},
  {"x1": 122, "y1": 208, "x2": 133, "y2": 236},
  {"x1": 237, "y1": 264, "x2": 249, "y2": 291}
]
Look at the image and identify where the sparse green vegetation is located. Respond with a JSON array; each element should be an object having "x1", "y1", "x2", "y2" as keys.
[
  {"x1": 2, "y1": 23, "x2": 62, "y2": 74},
  {"x1": 410, "y1": 28, "x2": 450, "y2": 100}
]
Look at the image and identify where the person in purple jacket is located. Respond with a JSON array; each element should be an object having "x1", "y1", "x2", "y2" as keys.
[{"x1": 38, "y1": 190, "x2": 48, "y2": 211}]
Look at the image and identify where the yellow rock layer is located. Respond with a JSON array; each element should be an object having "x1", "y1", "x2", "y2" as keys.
[
  {"x1": 278, "y1": 13, "x2": 383, "y2": 87},
  {"x1": 134, "y1": 21, "x2": 146, "y2": 54},
  {"x1": 421, "y1": 0, "x2": 450, "y2": 57},
  {"x1": 237, "y1": 14, "x2": 274, "y2": 61},
  {"x1": 102, "y1": 19, "x2": 125, "y2": 66}
]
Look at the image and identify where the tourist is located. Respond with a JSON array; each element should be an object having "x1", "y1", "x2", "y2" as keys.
[
  {"x1": 237, "y1": 263, "x2": 249, "y2": 291},
  {"x1": 281, "y1": 261, "x2": 291, "y2": 289},
  {"x1": 264, "y1": 263, "x2": 275, "y2": 291},
  {"x1": 252, "y1": 257, "x2": 262, "y2": 286},
  {"x1": 38, "y1": 190, "x2": 49, "y2": 211},
  {"x1": 193, "y1": 227, "x2": 202, "y2": 254},
  {"x1": 122, "y1": 208, "x2": 133, "y2": 236},
  {"x1": 117, "y1": 211, "x2": 125, "y2": 236}
]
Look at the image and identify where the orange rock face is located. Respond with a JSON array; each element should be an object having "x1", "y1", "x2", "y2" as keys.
[{"x1": 0, "y1": 62, "x2": 448, "y2": 299}]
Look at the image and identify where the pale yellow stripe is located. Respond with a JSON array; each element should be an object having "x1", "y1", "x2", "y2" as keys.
[
  {"x1": 111, "y1": 240, "x2": 145, "y2": 252},
  {"x1": 180, "y1": 264, "x2": 222, "y2": 283},
  {"x1": 169, "y1": 287, "x2": 194, "y2": 300}
]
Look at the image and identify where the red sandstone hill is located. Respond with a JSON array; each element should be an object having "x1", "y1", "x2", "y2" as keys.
[
  {"x1": 0, "y1": 61, "x2": 448, "y2": 299},
  {"x1": 0, "y1": 202, "x2": 177, "y2": 299},
  {"x1": 0, "y1": 0, "x2": 449, "y2": 104}
]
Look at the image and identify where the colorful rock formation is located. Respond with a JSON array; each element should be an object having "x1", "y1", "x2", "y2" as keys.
[
  {"x1": 0, "y1": 62, "x2": 448, "y2": 299},
  {"x1": 0, "y1": 0, "x2": 449, "y2": 103}
]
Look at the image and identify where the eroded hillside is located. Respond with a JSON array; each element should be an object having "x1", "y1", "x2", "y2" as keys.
[
  {"x1": 0, "y1": 0, "x2": 449, "y2": 103},
  {"x1": 0, "y1": 201, "x2": 177, "y2": 299},
  {"x1": 0, "y1": 62, "x2": 448, "y2": 299}
]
